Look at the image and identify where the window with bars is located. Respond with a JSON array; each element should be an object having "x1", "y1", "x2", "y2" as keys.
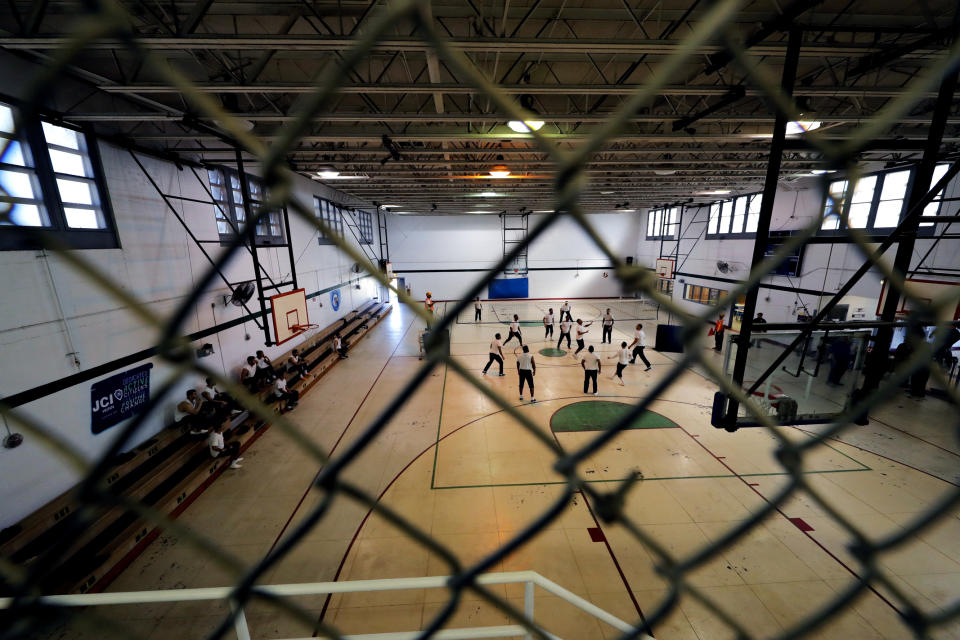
[
  {"x1": 314, "y1": 196, "x2": 344, "y2": 244},
  {"x1": 706, "y1": 193, "x2": 761, "y2": 238},
  {"x1": 645, "y1": 206, "x2": 679, "y2": 240},
  {"x1": 0, "y1": 99, "x2": 116, "y2": 250},
  {"x1": 357, "y1": 210, "x2": 374, "y2": 244},
  {"x1": 207, "y1": 166, "x2": 284, "y2": 245},
  {"x1": 820, "y1": 165, "x2": 949, "y2": 233}
]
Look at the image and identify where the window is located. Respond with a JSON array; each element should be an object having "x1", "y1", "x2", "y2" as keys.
[
  {"x1": 1, "y1": 99, "x2": 116, "y2": 249},
  {"x1": 207, "y1": 166, "x2": 283, "y2": 245},
  {"x1": 921, "y1": 163, "x2": 950, "y2": 228},
  {"x1": 314, "y1": 196, "x2": 343, "y2": 244},
  {"x1": 657, "y1": 278, "x2": 674, "y2": 297},
  {"x1": 820, "y1": 165, "x2": 950, "y2": 233},
  {"x1": 646, "y1": 206, "x2": 679, "y2": 240},
  {"x1": 706, "y1": 193, "x2": 762, "y2": 238},
  {"x1": 357, "y1": 210, "x2": 374, "y2": 244},
  {"x1": 684, "y1": 283, "x2": 728, "y2": 306}
]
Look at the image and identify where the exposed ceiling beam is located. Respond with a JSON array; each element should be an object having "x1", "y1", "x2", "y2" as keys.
[{"x1": 0, "y1": 35, "x2": 937, "y2": 57}]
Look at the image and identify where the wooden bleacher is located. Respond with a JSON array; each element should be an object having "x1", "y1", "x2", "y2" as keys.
[{"x1": 0, "y1": 300, "x2": 391, "y2": 595}]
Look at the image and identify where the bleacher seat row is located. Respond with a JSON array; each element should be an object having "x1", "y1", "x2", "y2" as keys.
[{"x1": 0, "y1": 300, "x2": 391, "y2": 596}]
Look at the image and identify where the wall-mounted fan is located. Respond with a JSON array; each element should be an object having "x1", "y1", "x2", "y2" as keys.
[
  {"x1": 226, "y1": 281, "x2": 256, "y2": 306},
  {"x1": 351, "y1": 262, "x2": 362, "y2": 274},
  {"x1": 716, "y1": 260, "x2": 744, "y2": 274}
]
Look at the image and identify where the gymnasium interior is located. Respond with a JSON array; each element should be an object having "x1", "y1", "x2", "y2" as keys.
[{"x1": 1, "y1": 1, "x2": 960, "y2": 639}]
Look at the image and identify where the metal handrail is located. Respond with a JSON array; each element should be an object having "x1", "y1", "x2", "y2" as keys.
[{"x1": 0, "y1": 571, "x2": 646, "y2": 640}]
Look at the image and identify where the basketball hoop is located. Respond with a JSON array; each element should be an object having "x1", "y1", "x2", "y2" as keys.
[
  {"x1": 513, "y1": 268, "x2": 519, "y2": 274},
  {"x1": 291, "y1": 323, "x2": 319, "y2": 334}
]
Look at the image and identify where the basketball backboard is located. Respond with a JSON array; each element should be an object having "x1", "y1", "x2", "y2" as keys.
[
  {"x1": 655, "y1": 258, "x2": 675, "y2": 279},
  {"x1": 720, "y1": 328, "x2": 871, "y2": 427},
  {"x1": 270, "y1": 288, "x2": 309, "y2": 345}
]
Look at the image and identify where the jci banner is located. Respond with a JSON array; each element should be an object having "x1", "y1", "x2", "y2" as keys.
[{"x1": 91, "y1": 363, "x2": 153, "y2": 434}]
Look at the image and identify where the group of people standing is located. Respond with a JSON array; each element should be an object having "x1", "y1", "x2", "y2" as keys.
[{"x1": 481, "y1": 302, "x2": 654, "y2": 400}]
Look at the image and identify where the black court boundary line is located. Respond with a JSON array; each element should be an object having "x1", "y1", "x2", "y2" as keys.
[
  {"x1": 1, "y1": 275, "x2": 372, "y2": 409},
  {"x1": 429, "y1": 395, "x2": 870, "y2": 491}
]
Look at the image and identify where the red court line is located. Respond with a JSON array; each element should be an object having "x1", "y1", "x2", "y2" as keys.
[
  {"x1": 792, "y1": 427, "x2": 960, "y2": 489},
  {"x1": 866, "y1": 416, "x2": 960, "y2": 459},
  {"x1": 676, "y1": 424, "x2": 904, "y2": 616},
  {"x1": 267, "y1": 317, "x2": 417, "y2": 556}
]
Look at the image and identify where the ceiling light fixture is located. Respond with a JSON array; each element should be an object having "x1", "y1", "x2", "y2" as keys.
[
  {"x1": 507, "y1": 120, "x2": 545, "y2": 133},
  {"x1": 476, "y1": 191, "x2": 502, "y2": 197},
  {"x1": 317, "y1": 169, "x2": 340, "y2": 179},
  {"x1": 489, "y1": 165, "x2": 511, "y2": 178},
  {"x1": 701, "y1": 189, "x2": 732, "y2": 195},
  {"x1": 785, "y1": 120, "x2": 822, "y2": 135}
]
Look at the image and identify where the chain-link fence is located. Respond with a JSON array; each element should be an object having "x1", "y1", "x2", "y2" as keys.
[{"x1": 2, "y1": 0, "x2": 960, "y2": 638}]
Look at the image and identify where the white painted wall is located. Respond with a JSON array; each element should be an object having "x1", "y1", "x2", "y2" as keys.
[
  {"x1": 635, "y1": 177, "x2": 960, "y2": 324},
  {"x1": 0, "y1": 140, "x2": 379, "y2": 527},
  {"x1": 388, "y1": 211, "x2": 643, "y2": 300}
]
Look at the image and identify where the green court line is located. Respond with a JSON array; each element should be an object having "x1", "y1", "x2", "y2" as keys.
[
  {"x1": 432, "y1": 466, "x2": 872, "y2": 491},
  {"x1": 429, "y1": 362, "x2": 448, "y2": 491}
]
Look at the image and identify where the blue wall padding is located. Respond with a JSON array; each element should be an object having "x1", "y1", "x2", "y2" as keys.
[{"x1": 489, "y1": 278, "x2": 529, "y2": 299}]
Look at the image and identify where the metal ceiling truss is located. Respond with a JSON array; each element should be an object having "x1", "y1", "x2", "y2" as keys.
[{"x1": 1, "y1": 0, "x2": 957, "y2": 211}]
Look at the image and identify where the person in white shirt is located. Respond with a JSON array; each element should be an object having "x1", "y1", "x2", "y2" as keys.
[
  {"x1": 601, "y1": 309, "x2": 615, "y2": 344},
  {"x1": 474, "y1": 297, "x2": 482, "y2": 322},
  {"x1": 580, "y1": 345, "x2": 601, "y2": 395},
  {"x1": 607, "y1": 341, "x2": 632, "y2": 386},
  {"x1": 482, "y1": 333, "x2": 505, "y2": 376},
  {"x1": 334, "y1": 333, "x2": 348, "y2": 359},
  {"x1": 240, "y1": 356, "x2": 260, "y2": 392},
  {"x1": 517, "y1": 345, "x2": 537, "y2": 403},
  {"x1": 272, "y1": 375, "x2": 300, "y2": 412},
  {"x1": 558, "y1": 318, "x2": 573, "y2": 349},
  {"x1": 628, "y1": 323, "x2": 652, "y2": 371},
  {"x1": 560, "y1": 301, "x2": 572, "y2": 322},
  {"x1": 287, "y1": 349, "x2": 313, "y2": 379},
  {"x1": 254, "y1": 350, "x2": 276, "y2": 385},
  {"x1": 201, "y1": 377, "x2": 242, "y2": 420},
  {"x1": 574, "y1": 318, "x2": 593, "y2": 356},
  {"x1": 543, "y1": 308, "x2": 555, "y2": 339},
  {"x1": 503, "y1": 314, "x2": 523, "y2": 346},
  {"x1": 175, "y1": 389, "x2": 209, "y2": 435},
  {"x1": 207, "y1": 422, "x2": 243, "y2": 469}
]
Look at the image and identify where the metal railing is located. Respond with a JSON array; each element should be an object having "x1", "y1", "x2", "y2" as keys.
[
  {"x1": 2, "y1": 1, "x2": 960, "y2": 639},
  {"x1": 0, "y1": 571, "x2": 641, "y2": 640}
]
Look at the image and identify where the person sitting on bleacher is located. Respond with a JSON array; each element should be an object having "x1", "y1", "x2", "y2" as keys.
[
  {"x1": 241, "y1": 356, "x2": 260, "y2": 392},
  {"x1": 255, "y1": 350, "x2": 277, "y2": 385},
  {"x1": 207, "y1": 422, "x2": 243, "y2": 469},
  {"x1": 287, "y1": 349, "x2": 313, "y2": 379},
  {"x1": 201, "y1": 377, "x2": 243, "y2": 420},
  {"x1": 176, "y1": 389, "x2": 210, "y2": 436},
  {"x1": 271, "y1": 371, "x2": 300, "y2": 412},
  {"x1": 334, "y1": 333, "x2": 348, "y2": 359}
]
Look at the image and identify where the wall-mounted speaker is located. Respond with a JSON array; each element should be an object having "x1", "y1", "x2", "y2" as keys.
[{"x1": 625, "y1": 256, "x2": 634, "y2": 265}]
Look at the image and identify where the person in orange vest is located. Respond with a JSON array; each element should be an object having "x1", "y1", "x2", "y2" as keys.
[
  {"x1": 712, "y1": 313, "x2": 726, "y2": 352},
  {"x1": 424, "y1": 292, "x2": 435, "y2": 314}
]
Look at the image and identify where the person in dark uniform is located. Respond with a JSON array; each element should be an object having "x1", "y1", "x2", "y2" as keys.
[
  {"x1": 750, "y1": 312, "x2": 767, "y2": 348},
  {"x1": 827, "y1": 335, "x2": 852, "y2": 386},
  {"x1": 712, "y1": 313, "x2": 726, "y2": 352}
]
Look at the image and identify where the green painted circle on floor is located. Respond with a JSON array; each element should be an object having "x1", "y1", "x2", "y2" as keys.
[
  {"x1": 550, "y1": 401, "x2": 678, "y2": 433},
  {"x1": 539, "y1": 348, "x2": 567, "y2": 357}
]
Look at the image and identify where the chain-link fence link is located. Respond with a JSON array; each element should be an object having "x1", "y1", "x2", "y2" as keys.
[{"x1": 2, "y1": 0, "x2": 960, "y2": 638}]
